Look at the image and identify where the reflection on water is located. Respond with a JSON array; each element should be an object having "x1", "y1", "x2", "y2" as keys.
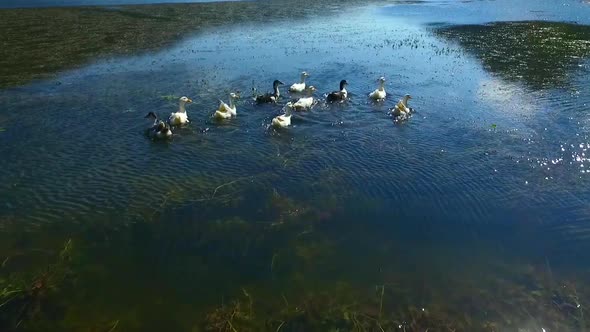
[{"x1": 2, "y1": 0, "x2": 590, "y2": 331}]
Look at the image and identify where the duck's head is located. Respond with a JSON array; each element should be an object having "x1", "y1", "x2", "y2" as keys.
[
  {"x1": 155, "y1": 121, "x2": 168, "y2": 132},
  {"x1": 403, "y1": 94, "x2": 412, "y2": 103},
  {"x1": 378, "y1": 77, "x2": 386, "y2": 83},
  {"x1": 301, "y1": 71, "x2": 309, "y2": 78},
  {"x1": 230, "y1": 92, "x2": 240, "y2": 99},
  {"x1": 273, "y1": 80, "x2": 284, "y2": 88},
  {"x1": 307, "y1": 85, "x2": 317, "y2": 92},
  {"x1": 180, "y1": 96, "x2": 193, "y2": 104},
  {"x1": 339, "y1": 80, "x2": 348, "y2": 90},
  {"x1": 144, "y1": 111, "x2": 158, "y2": 120}
]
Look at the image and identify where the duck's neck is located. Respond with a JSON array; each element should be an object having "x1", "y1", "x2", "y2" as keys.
[
  {"x1": 379, "y1": 82, "x2": 385, "y2": 91},
  {"x1": 273, "y1": 86, "x2": 280, "y2": 97},
  {"x1": 179, "y1": 101, "x2": 186, "y2": 113},
  {"x1": 229, "y1": 96, "x2": 235, "y2": 108},
  {"x1": 402, "y1": 96, "x2": 410, "y2": 106},
  {"x1": 300, "y1": 75, "x2": 307, "y2": 84}
]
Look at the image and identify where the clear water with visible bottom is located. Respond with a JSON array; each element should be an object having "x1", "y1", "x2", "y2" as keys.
[{"x1": 1, "y1": 0, "x2": 590, "y2": 331}]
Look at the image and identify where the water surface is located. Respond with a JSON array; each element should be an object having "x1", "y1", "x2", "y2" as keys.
[{"x1": 1, "y1": 0, "x2": 590, "y2": 331}]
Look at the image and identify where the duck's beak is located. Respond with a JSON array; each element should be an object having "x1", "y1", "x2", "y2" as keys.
[
  {"x1": 187, "y1": 98, "x2": 193, "y2": 103},
  {"x1": 279, "y1": 81, "x2": 285, "y2": 85}
]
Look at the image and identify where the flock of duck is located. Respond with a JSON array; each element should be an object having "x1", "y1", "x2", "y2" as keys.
[{"x1": 145, "y1": 72, "x2": 414, "y2": 139}]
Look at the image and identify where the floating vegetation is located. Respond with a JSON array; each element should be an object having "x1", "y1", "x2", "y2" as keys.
[
  {"x1": 160, "y1": 94, "x2": 180, "y2": 102},
  {"x1": 434, "y1": 21, "x2": 590, "y2": 88},
  {"x1": 0, "y1": 0, "x2": 402, "y2": 88}
]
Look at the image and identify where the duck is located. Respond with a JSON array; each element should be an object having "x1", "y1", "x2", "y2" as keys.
[
  {"x1": 390, "y1": 94, "x2": 413, "y2": 120},
  {"x1": 214, "y1": 92, "x2": 240, "y2": 119},
  {"x1": 289, "y1": 71, "x2": 310, "y2": 93},
  {"x1": 168, "y1": 96, "x2": 192, "y2": 126},
  {"x1": 291, "y1": 86, "x2": 317, "y2": 111},
  {"x1": 271, "y1": 103, "x2": 293, "y2": 128},
  {"x1": 145, "y1": 112, "x2": 172, "y2": 139},
  {"x1": 255, "y1": 80, "x2": 284, "y2": 104},
  {"x1": 368, "y1": 77, "x2": 387, "y2": 100},
  {"x1": 326, "y1": 80, "x2": 348, "y2": 103}
]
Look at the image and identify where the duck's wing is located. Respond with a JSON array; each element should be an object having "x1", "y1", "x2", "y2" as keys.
[
  {"x1": 293, "y1": 98, "x2": 304, "y2": 108},
  {"x1": 326, "y1": 91, "x2": 343, "y2": 102},
  {"x1": 256, "y1": 93, "x2": 275, "y2": 103},
  {"x1": 218, "y1": 101, "x2": 230, "y2": 113},
  {"x1": 290, "y1": 83, "x2": 304, "y2": 91},
  {"x1": 298, "y1": 97, "x2": 314, "y2": 108},
  {"x1": 395, "y1": 101, "x2": 407, "y2": 112}
]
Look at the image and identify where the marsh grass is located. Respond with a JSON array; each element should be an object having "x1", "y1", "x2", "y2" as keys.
[
  {"x1": 0, "y1": 239, "x2": 75, "y2": 331},
  {"x1": 200, "y1": 268, "x2": 590, "y2": 332}
]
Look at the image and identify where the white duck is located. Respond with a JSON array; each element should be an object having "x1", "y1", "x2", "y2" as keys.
[
  {"x1": 391, "y1": 94, "x2": 413, "y2": 120},
  {"x1": 289, "y1": 71, "x2": 310, "y2": 93},
  {"x1": 369, "y1": 77, "x2": 387, "y2": 100},
  {"x1": 291, "y1": 86, "x2": 317, "y2": 111},
  {"x1": 214, "y1": 92, "x2": 240, "y2": 119},
  {"x1": 272, "y1": 103, "x2": 294, "y2": 128},
  {"x1": 168, "y1": 96, "x2": 192, "y2": 126}
]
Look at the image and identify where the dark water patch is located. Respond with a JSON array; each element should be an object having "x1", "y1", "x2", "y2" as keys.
[
  {"x1": 433, "y1": 21, "x2": 590, "y2": 89},
  {"x1": 0, "y1": 0, "x2": 246, "y2": 9}
]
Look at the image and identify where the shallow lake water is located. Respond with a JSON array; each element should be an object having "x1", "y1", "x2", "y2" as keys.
[{"x1": 1, "y1": 0, "x2": 590, "y2": 331}]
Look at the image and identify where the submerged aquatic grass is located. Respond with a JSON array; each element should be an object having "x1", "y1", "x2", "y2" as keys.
[{"x1": 2, "y1": 0, "x2": 590, "y2": 331}]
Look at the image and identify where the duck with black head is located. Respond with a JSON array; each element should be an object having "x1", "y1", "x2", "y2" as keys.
[
  {"x1": 255, "y1": 80, "x2": 284, "y2": 104},
  {"x1": 326, "y1": 80, "x2": 348, "y2": 103},
  {"x1": 145, "y1": 112, "x2": 172, "y2": 139}
]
